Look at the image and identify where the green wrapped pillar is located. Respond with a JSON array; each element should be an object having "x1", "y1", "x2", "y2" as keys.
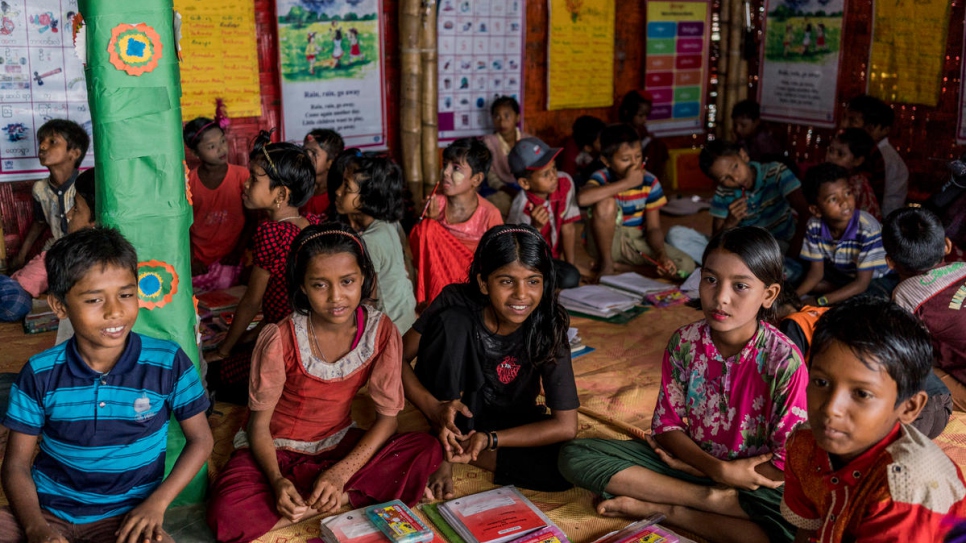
[{"x1": 79, "y1": 0, "x2": 206, "y2": 505}]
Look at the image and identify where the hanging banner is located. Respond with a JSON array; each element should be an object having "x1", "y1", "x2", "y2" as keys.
[
  {"x1": 437, "y1": 0, "x2": 525, "y2": 143},
  {"x1": 174, "y1": 0, "x2": 262, "y2": 120},
  {"x1": 546, "y1": 0, "x2": 615, "y2": 110},
  {"x1": 276, "y1": 0, "x2": 387, "y2": 149},
  {"x1": 644, "y1": 0, "x2": 710, "y2": 137},
  {"x1": 0, "y1": 0, "x2": 95, "y2": 182},
  {"x1": 867, "y1": 0, "x2": 949, "y2": 107},
  {"x1": 758, "y1": 0, "x2": 846, "y2": 128}
]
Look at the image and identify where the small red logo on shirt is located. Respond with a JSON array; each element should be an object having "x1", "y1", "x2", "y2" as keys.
[
  {"x1": 533, "y1": 145, "x2": 541, "y2": 155},
  {"x1": 496, "y1": 356, "x2": 521, "y2": 384}
]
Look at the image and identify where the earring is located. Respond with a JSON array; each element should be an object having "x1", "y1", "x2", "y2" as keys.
[{"x1": 276, "y1": 200, "x2": 281, "y2": 209}]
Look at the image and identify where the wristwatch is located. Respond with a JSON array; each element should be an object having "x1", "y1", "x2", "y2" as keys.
[{"x1": 816, "y1": 295, "x2": 829, "y2": 307}]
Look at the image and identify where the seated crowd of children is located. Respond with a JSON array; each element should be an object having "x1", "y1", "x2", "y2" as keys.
[{"x1": 2, "y1": 89, "x2": 966, "y2": 543}]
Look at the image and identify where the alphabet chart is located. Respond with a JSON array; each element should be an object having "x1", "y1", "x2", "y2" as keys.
[
  {"x1": 0, "y1": 0, "x2": 94, "y2": 182},
  {"x1": 437, "y1": 0, "x2": 525, "y2": 143}
]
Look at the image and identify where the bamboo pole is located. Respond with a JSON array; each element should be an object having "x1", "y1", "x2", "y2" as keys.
[
  {"x1": 723, "y1": 0, "x2": 746, "y2": 138},
  {"x1": 419, "y1": 0, "x2": 438, "y2": 200},
  {"x1": 715, "y1": 0, "x2": 731, "y2": 139},
  {"x1": 400, "y1": 0, "x2": 423, "y2": 199}
]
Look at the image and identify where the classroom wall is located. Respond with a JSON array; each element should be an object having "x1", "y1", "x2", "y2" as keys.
[{"x1": 3, "y1": 0, "x2": 965, "y2": 259}]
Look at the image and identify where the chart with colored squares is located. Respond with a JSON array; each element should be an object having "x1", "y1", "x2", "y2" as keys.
[
  {"x1": 644, "y1": 1, "x2": 710, "y2": 137},
  {"x1": 437, "y1": 0, "x2": 525, "y2": 143},
  {"x1": 0, "y1": 0, "x2": 94, "y2": 181}
]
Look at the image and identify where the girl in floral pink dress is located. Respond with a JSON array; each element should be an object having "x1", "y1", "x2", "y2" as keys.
[{"x1": 559, "y1": 226, "x2": 809, "y2": 543}]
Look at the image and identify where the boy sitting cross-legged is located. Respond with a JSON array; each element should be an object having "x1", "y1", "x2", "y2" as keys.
[
  {"x1": 781, "y1": 296, "x2": 966, "y2": 542},
  {"x1": 0, "y1": 228, "x2": 212, "y2": 543}
]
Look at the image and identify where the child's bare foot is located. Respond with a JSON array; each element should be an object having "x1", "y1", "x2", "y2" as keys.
[
  {"x1": 595, "y1": 261, "x2": 616, "y2": 282},
  {"x1": 597, "y1": 496, "x2": 671, "y2": 518},
  {"x1": 425, "y1": 461, "x2": 454, "y2": 501}
]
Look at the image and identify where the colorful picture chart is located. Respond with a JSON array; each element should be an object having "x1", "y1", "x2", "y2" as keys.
[
  {"x1": 757, "y1": 0, "x2": 846, "y2": 128},
  {"x1": 276, "y1": 0, "x2": 387, "y2": 149},
  {"x1": 546, "y1": 0, "x2": 615, "y2": 110},
  {"x1": 437, "y1": 0, "x2": 525, "y2": 143},
  {"x1": 868, "y1": 0, "x2": 949, "y2": 107},
  {"x1": 644, "y1": 1, "x2": 710, "y2": 137},
  {"x1": 174, "y1": 0, "x2": 262, "y2": 120},
  {"x1": 0, "y1": 0, "x2": 94, "y2": 182}
]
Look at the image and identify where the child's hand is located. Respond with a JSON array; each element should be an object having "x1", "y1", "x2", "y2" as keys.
[
  {"x1": 26, "y1": 525, "x2": 68, "y2": 543},
  {"x1": 724, "y1": 196, "x2": 748, "y2": 229},
  {"x1": 308, "y1": 469, "x2": 347, "y2": 514},
  {"x1": 645, "y1": 434, "x2": 703, "y2": 477},
  {"x1": 271, "y1": 477, "x2": 309, "y2": 522},
  {"x1": 528, "y1": 203, "x2": 550, "y2": 229},
  {"x1": 714, "y1": 454, "x2": 784, "y2": 491},
  {"x1": 656, "y1": 255, "x2": 677, "y2": 279},
  {"x1": 448, "y1": 431, "x2": 488, "y2": 464},
  {"x1": 621, "y1": 163, "x2": 645, "y2": 188},
  {"x1": 425, "y1": 196, "x2": 441, "y2": 220},
  {"x1": 431, "y1": 399, "x2": 472, "y2": 454},
  {"x1": 115, "y1": 499, "x2": 166, "y2": 543}
]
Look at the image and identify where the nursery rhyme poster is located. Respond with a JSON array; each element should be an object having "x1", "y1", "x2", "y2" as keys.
[
  {"x1": 757, "y1": 0, "x2": 847, "y2": 128},
  {"x1": 0, "y1": 0, "x2": 95, "y2": 182},
  {"x1": 437, "y1": 0, "x2": 525, "y2": 143},
  {"x1": 546, "y1": 0, "x2": 615, "y2": 110},
  {"x1": 275, "y1": 0, "x2": 387, "y2": 149},
  {"x1": 645, "y1": 1, "x2": 711, "y2": 137}
]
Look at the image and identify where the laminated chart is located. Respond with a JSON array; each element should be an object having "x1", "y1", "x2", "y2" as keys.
[
  {"x1": 0, "y1": 0, "x2": 94, "y2": 182},
  {"x1": 174, "y1": 0, "x2": 262, "y2": 119},
  {"x1": 546, "y1": 0, "x2": 615, "y2": 110},
  {"x1": 644, "y1": 1, "x2": 710, "y2": 137},
  {"x1": 437, "y1": 0, "x2": 525, "y2": 143}
]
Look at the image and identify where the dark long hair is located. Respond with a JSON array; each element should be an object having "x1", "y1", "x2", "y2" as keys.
[
  {"x1": 467, "y1": 224, "x2": 569, "y2": 366},
  {"x1": 287, "y1": 222, "x2": 376, "y2": 315},
  {"x1": 249, "y1": 130, "x2": 315, "y2": 207}
]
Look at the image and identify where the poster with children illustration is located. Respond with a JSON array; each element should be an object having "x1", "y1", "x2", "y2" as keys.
[
  {"x1": 437, "y1": 0, "x2": 525, "y2": 143},
  {"x1": 757, "y1": 0, "x2": 846, "y2": 128},
  {"x1": 0, "y1": 0, "x2": 95, "y2": 182},
  {"x1": 275, "y1": 0, "x2": 386, "y2": 149},
  {"x1": 644, "y1": 1, "x2": 710, "y2": 137}
]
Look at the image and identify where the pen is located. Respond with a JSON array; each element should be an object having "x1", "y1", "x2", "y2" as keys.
[
  {"x1": 640, "y1": 252, "x2": 672, "y2": 275},
  {"x1": 419, "y1": 183, "x2": 440, "y2": 221}
]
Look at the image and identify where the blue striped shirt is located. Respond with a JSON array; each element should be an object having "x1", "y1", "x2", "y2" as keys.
[
  {"x1": 800, "y1": 211, "x2": 890, "y2": 279},
  {"x1": 2, "y1": 333, "x2": 209, "y2": 523},
  {"x1": 710, "y1": 162, "x2": 801, "y2": 243}
]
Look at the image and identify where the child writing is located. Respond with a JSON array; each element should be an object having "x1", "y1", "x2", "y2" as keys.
[
  {"x1": 826, "y1": 127, "x2": 881, "y2": 220},
  {"x1": 12, "y1": 119, "x2": 89, "y2": 271},
  {"x1": 701, "y1": 140, "x2": 809, "y2": 256},
  {"x1": 886, "y1": 207, "x2": 966, "y2": 411},
  {"x1": 0, "y1": 227, "x2": 212, "y2": 542},
  {"x1": 506, "y1": 137, "x2": 582, "y2": 288},
  {"x1": 0, "y1": 168, "x2": 96, "y2": 322},
  {"x1": 781, "y1": 297, "x2": 966, "y2": 542},
  {"x1": 843, "y1": 94, "x2": 908, "y2": 216},
  {"x1": 795, "y1": 163, "x2": 893, "y2": 306},
  {"x1": 183, "y1": 113, "x2": 250, "y2": 292},
  {"x1": 578, "y1": 123, "x2": 694, "y2": 279},
  {"x1": 206, "y1": 224, "x2": 441, "y2": 543},
  {"x1": 481, "y1": 95, "x2": 528, "y2": 216},
  {"x1": 409, "y1": 138, "x2": 503, "y2": 305},
  {"x1": 335, "y1": 155, "x2": 417, "y2": 334},
  {"x1": 406, "y1": 225, "x2": 579, "y2": 499},
  {"x1": 301, "y1": 129, "x2": 344, "y2": 218},
  {"x1": 560, "y1": 226, "x2": 808, "y2": 543},
  {"x1": 208, "y1": 132, "x2": 318, "y2": 379},
  {"x1": 618, "y1": 90, "x2": 669, "y2": 182}
]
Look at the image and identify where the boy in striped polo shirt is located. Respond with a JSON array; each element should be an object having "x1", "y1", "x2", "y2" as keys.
[
  {"x1": 0, "y1": 228, "x2": 212, "y2": 543},
  {"x1": 795, "y1": 163, "x2": 895, "y2": 307},
  {"x1": 578, "y1": 123, "x2": 694, "y2": 279}
]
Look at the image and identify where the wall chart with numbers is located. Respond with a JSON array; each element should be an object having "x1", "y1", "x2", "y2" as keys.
[
  {"x1": 0, "y1": 0, "x2": 95, "y2": 182},
  {"x1": 437, "y1": 0, "x2": 525, "y2": 143}
]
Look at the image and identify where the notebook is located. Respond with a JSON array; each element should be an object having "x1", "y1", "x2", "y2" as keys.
[
  {"x1": 320, "y1": 506, "x2": 445, "y2": 543},
  {"x1": 437, "y1": 486, "x2": 552, "y2": 543},
  {"x1": 598, "y1": 273, "x2": 671, "y2": 297},
  {"x1": 559, "y1": 285, "x2": 639, "y2": 318}
]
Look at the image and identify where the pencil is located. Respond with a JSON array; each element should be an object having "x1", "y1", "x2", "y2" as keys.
[
  {"x1": 419, "y1": 182, "x2": 440, "y2": 221},
  {"x1": 640, "y1": 252, "x2": 672, "y2": 275}
]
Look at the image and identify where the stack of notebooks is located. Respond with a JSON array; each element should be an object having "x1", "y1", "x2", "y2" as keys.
[
  {"x1": 196, "y1": 285, "x2": 247, "y2": 319},
  {"x1": 559, "y1": 272, "x2": 668, "y2": 322},
  {"x1": 421, "y1": 486, "x2": 567, "y2": 543}
]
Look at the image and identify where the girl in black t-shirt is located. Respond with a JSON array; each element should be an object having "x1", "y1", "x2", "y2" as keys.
[{"x1": 406, "y1": 224, "x2": 580, "y2": 498}]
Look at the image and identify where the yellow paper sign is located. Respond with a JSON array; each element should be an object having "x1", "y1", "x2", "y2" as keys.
[
  {"x1": 174, "y1": 0, "x2": 262, "y2": 119},
  {"x1": 868, "y1": 0, "x2": 950, "y2": 106},
  {"x1": 547, "y1": 0, "x2": 616, "y2": 110}
]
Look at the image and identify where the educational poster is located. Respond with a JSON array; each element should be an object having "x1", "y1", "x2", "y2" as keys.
[
  {"x1": 275, "y1": 0, "x2": 386, "y2": 149},
  {"x1": 644, "y1": 1, "x2": 710, "y2": 137},
  {"x1": 757, "y1": 0, "x2": 846, "y2": 128},
  {"x1": 867, "y1": 0, "x2": 949, "y2": 107},
  {"x1": 0, "y1": 0, "x2": 95, "y2": 182},
  {"x1": 546, "y1": 0, "x2": 615, "y2": 110},
  {"x1": 174, "y1": 0, "x2": 262, "y2": 120},
  {"x1": 437, "y1": 0, "x2": 525, "y2": 143}
]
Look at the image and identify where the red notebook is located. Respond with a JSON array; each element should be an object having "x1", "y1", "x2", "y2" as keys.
[{"x1": 438, "y1": 486, "x2": 552, "y2": 543}]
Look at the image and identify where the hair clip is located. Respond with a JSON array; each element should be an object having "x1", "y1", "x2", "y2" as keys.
[
  {"x1": 297, "y1": 229, "x2": 364, "y2": 253},
  {"x1": 261, "y1": 146, "x2": 279, "y2": 177}
]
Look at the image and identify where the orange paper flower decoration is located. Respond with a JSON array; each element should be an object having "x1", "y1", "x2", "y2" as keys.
[{"x1": 108, "y1": 23, "x2": 163, "y2": 76}]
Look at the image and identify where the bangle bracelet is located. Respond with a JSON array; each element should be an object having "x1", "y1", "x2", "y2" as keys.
[
  {"x1": 816, "y1": 295, "x2": 829, "y2": 307},
  {"x1": 484, "y1": 431, "x2": 492, "y2": 450},
  {"x1": 489, "y1": 431, "x2": 499, "y2": 451}
]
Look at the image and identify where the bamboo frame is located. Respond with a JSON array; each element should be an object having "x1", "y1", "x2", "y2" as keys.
[
  {"x1": 723, "y1": 0, "x2": 747, "y2": 138},
  {"x1": 400, "y1": 0, "x2": 423, "y2": 199},
  {"x1": 715, "y1": 0, "x2": 731, "y2": 139},
  {"x1": 419, "y1": 0, "x2": 439, "y2": 199}
]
